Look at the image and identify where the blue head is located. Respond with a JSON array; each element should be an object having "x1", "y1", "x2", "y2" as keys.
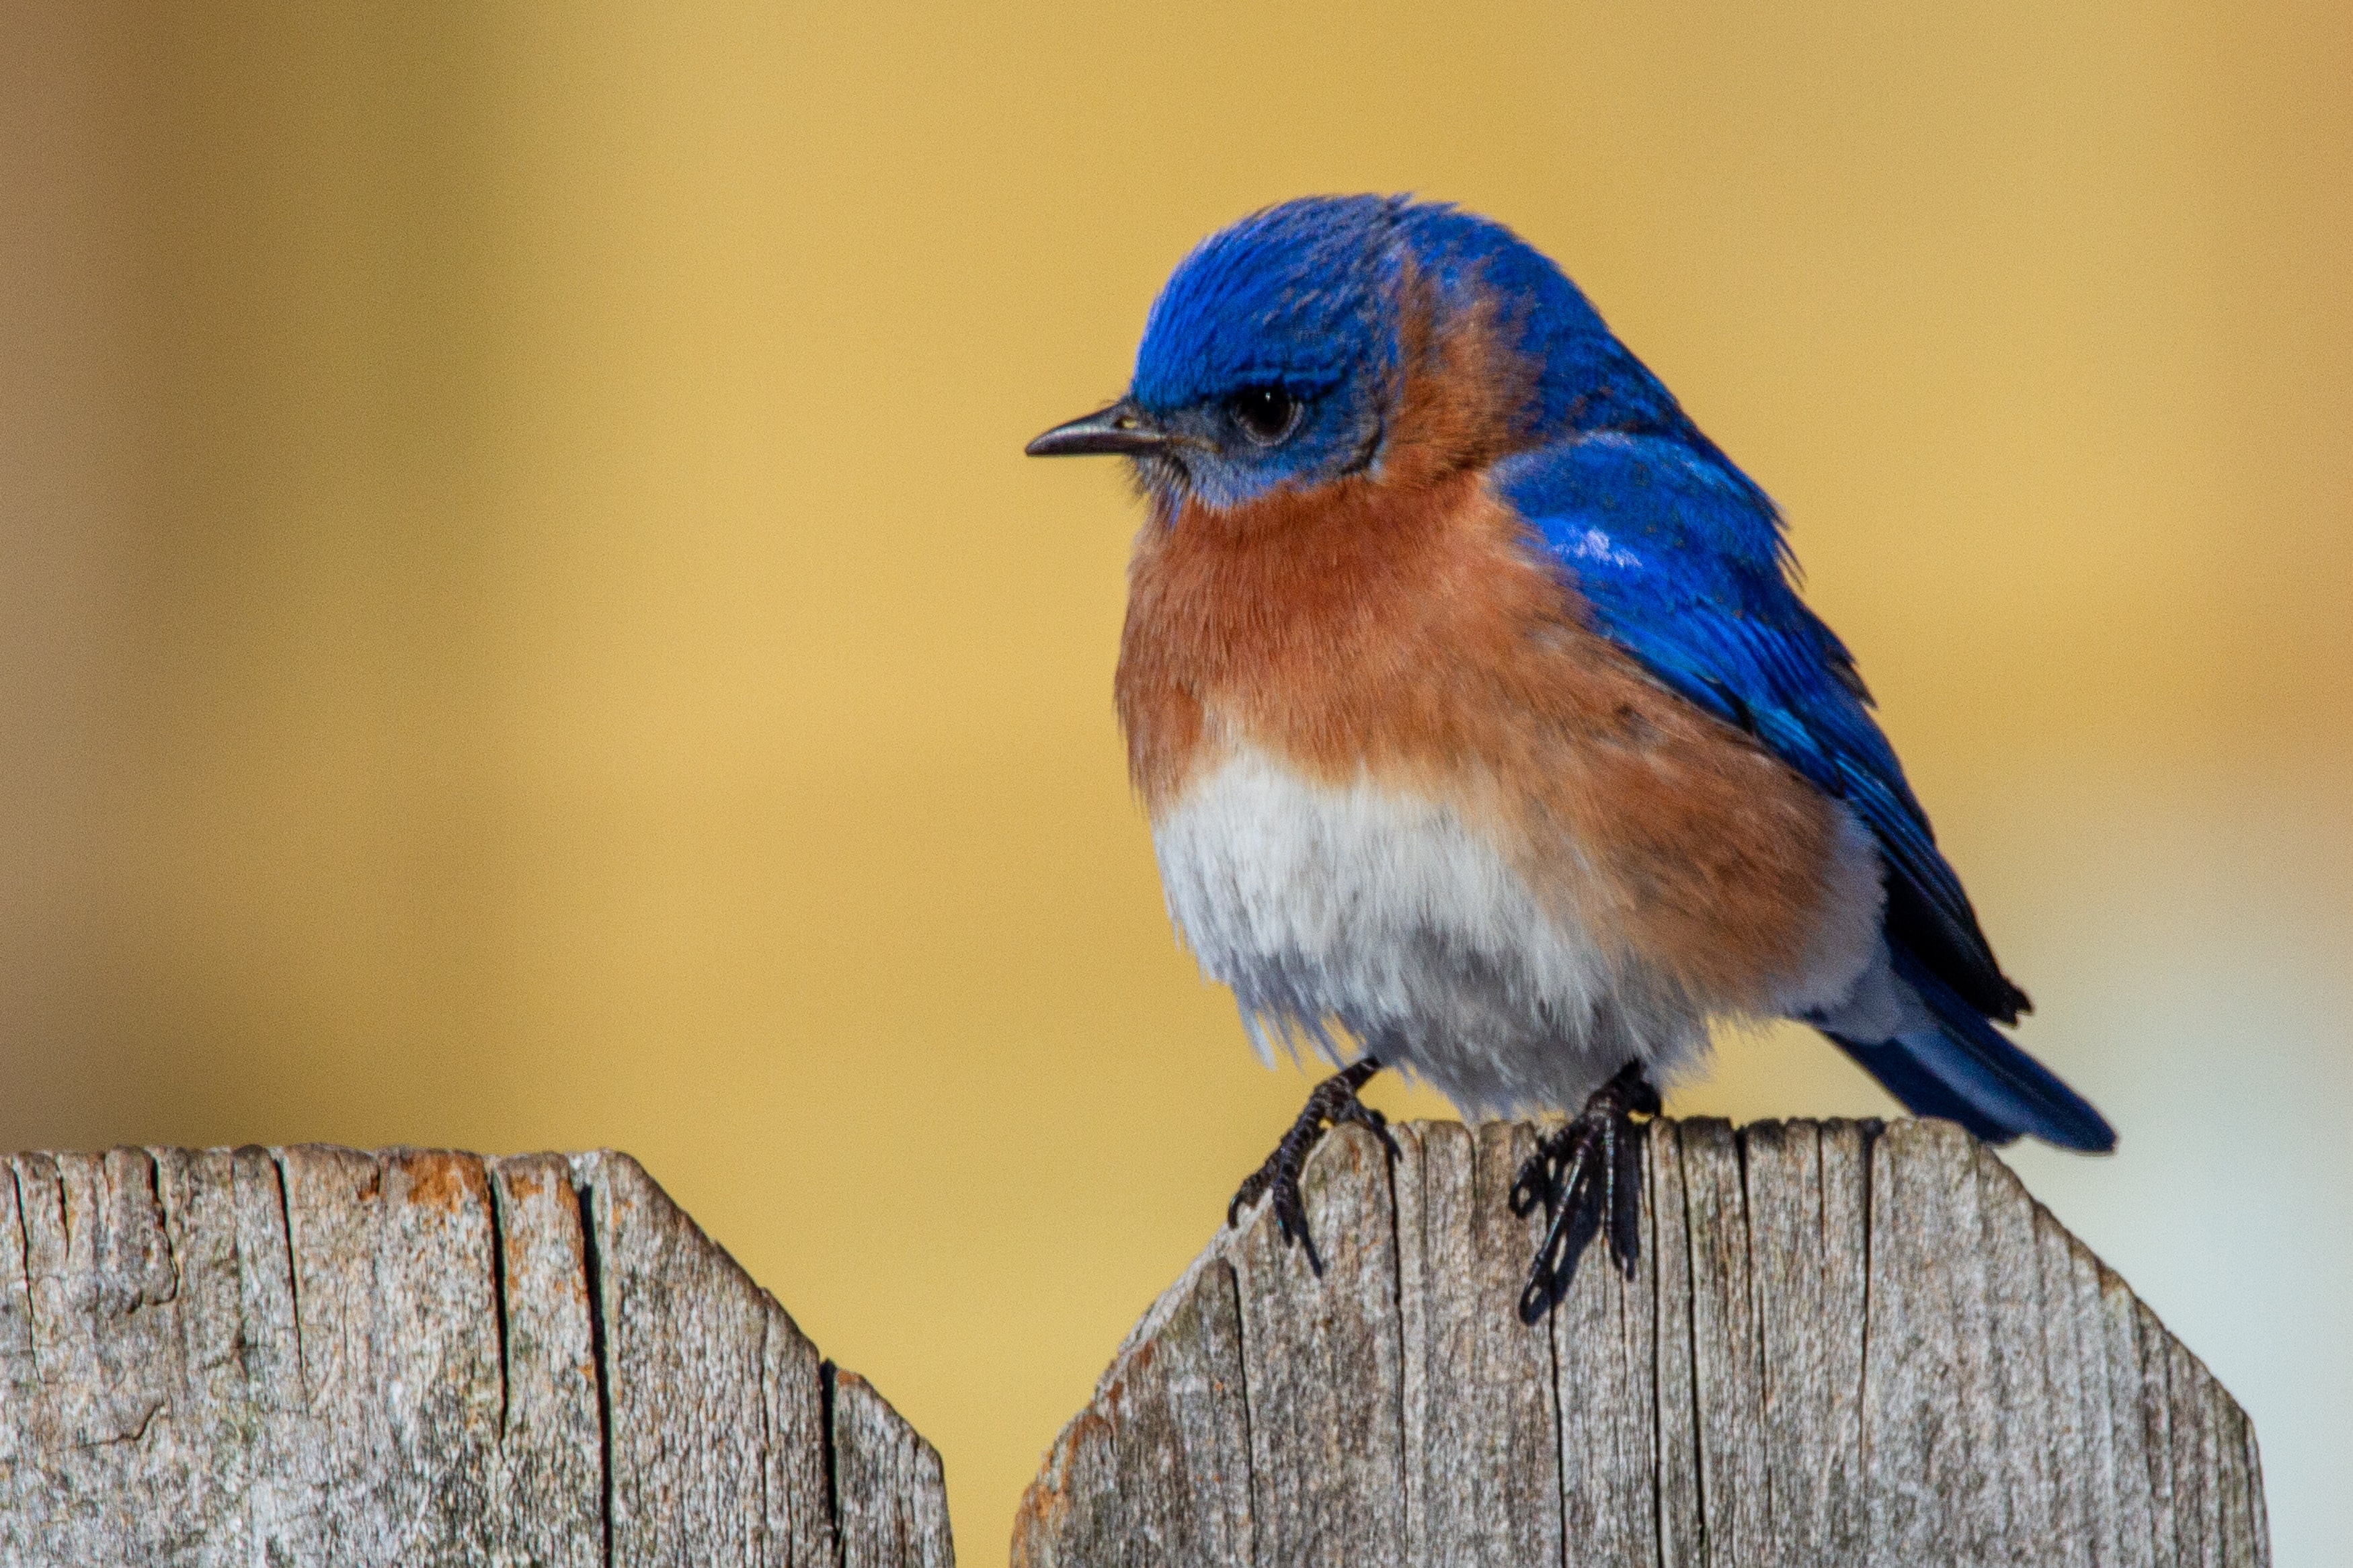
[{"x1": 1028, "y1": 195, "x2": 1695, "y2": 509}]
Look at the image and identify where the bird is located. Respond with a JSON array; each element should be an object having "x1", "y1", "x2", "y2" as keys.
[{"x1": 1027, "y1": 195, "x2": 2114, "y2": 1321}]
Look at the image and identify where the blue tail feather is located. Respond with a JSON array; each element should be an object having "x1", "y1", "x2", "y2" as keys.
[
  {"x1": 1825, "y1": 946, "x2": 2116, "y2": 1153},
  {"x1": 1822, "y1": 1032, "x2": 2018, "y2": 1145}
]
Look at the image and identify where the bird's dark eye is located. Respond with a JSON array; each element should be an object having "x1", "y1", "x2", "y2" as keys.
[{"x1": 1226, "y1": 386, "x2": 1302, "y2": 446}]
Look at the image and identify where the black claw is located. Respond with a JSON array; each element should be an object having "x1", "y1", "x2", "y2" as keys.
[
  {"x1": 1227, "y1": 1057, "x2": 1392, "y2": 1277},
  {"x1": 1507, "y1": 1131, "x2": 1566, "y2": 1219},
  {"x1": 1609, "y1": 1108, "x2": 1645, "y2": 1278},
  {"x1": 1512, "y1": 1059, "x2": 1658, "y2": 1323}
]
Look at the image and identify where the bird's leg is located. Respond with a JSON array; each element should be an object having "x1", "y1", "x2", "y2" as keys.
[
  {"x1": 1228, "y1": 1057, "x2": 1399, "y2": 1276},
  {"x1": 1509, "y1": 1059, "x2": 1661, "y2": 1323}
]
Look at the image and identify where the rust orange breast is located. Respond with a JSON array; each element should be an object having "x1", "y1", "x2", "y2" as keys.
[{"x1": 1113, "y1": 470, "x2": 1861, "y2": 1007}]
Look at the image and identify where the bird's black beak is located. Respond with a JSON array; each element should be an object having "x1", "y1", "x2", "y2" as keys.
[{"x1": 1025, "y1": 401, "x2": 1170, "y2": 458}]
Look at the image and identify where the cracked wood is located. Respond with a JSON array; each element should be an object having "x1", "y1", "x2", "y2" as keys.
[
  {"x1": 0, "y1": 1145, "x2": 952, "y2": 1568},
  {"x1": 1014, "y1": 1117, "x2": 2269, "y2": 1567}
]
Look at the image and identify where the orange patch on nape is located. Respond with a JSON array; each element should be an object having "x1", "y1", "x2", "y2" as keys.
[{"x1": 1377, "y1": 265, "x2": 1545, "y2": 485}]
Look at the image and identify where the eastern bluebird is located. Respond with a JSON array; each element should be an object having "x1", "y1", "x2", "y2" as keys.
[{"x1": 1028, "y1": 196, "x2": 2112, "y2": 1321}]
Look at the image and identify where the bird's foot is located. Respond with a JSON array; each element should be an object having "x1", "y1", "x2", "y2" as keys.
[
  {"x1": 1228, "y1": 1057, "x2": 1399, "y2": 1276},
  {"x1": 1509, "y1": 1059, "x2": 1661, "y2": 1323}
]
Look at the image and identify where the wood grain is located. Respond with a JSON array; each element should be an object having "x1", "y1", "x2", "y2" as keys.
[
  {"x1": 1017, "y1": 1117, "x2": 2269, "y2": 1568},
  {"x1": 0, "y1": 1145, "x2": 949, "y2": 1567}
]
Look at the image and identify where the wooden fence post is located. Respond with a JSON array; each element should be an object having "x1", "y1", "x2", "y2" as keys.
[
  {"x1": 1014, "y1": 1117, "x2": 2269, "y2": 1567},
  {"x1": 0, "y1": 1123, "x2": 2270, "y2": 1565},
  {"x1": 0, "y1": 1145, "x2": 952, "y2": 1567}
]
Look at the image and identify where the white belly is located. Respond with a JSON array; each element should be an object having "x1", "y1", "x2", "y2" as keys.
[{"x1": 1148, "y1": 747, "x2": 1714, "y2": 1115}]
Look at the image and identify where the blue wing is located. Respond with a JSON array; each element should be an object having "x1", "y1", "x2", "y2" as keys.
[{"x1": 1491, "y1": 432, "x2": 2113, "y2": 1151}]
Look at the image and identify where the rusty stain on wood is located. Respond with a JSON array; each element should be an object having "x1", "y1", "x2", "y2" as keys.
[
  {"x1": 0, "y1": 1144, "x2": 952, "y2": 1568},
  {"x1": 1014, "y1": 1117, "x2": 2270, "y2": 1568}
]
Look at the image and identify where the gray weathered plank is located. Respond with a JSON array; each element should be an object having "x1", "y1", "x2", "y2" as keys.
[
  {"x1": 1010, "y1": 1244, "x2": 1252, "y2": 1568},
  {"x1": 1229, "y1": 1122, "x2": 1406, "y2": 1568},
  {"x1": 1745, "y1": 1118, "x2": 1870, "y2": 1565},
  {"x1": 1648, "y1": 1118, "x2": 1704, "y2": 1568},
  {"x1": 1021, "y1": 1116, "x2": 2268, "y2": 1568},
  {"x1": 0, "y1": 1144, "x2": 949, "y2": 1567},
  {"x1": 1863, "y1": 1118, "x2": 1999, "y2": 1563},
  {"x1": 835, "y1": 1368, "x2": 954, "y2": 1568},
  {"x1": 1394, "y1": 1120, "x2": 1560, "y2": 1568},
  {"x1": 2139, "y1": 1294, "x2": 2184, "y2": 1568},
  {"x1": 1977, "y1": 1136, "x2": 2059, "y2": 1563},
  {"x1": 2035, "y1": 1206, "x2": 2096, "y2": 1568},
  {"x1": 1550, "y1": 1114, "x2": 1661, "y2": 1568},
  {"x1": 2100, "y1": 1264, "x2": 2159, "y2": 1568},
  {"x1": 1681, "y1": 1117, "x2": 1771, "y2": 1565}
]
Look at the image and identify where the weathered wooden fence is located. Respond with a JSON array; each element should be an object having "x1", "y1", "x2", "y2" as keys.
[
  {"x1": 0, "y1": 1122, "x2": 2268, "y2": 1565},
  {"x1": 1015, "y1": 1118, "x2": 2269, "y2": 1567},
  {"x1": 0, "y1": 1145, "x2": 950, "y2": 1566}
]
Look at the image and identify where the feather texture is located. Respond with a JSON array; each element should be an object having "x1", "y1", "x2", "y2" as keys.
[
  {"x1": 1054, "y1": 193, "x2": 2113, "y2": 1152},
  {"x1": 1494, "y1": 431, "x2": 2033, "y2": 1026}
]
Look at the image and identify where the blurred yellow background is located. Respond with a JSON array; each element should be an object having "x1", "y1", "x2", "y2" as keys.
[{"x1": 5, "y1": 1, "x2": 2348, "y2": 1559}]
